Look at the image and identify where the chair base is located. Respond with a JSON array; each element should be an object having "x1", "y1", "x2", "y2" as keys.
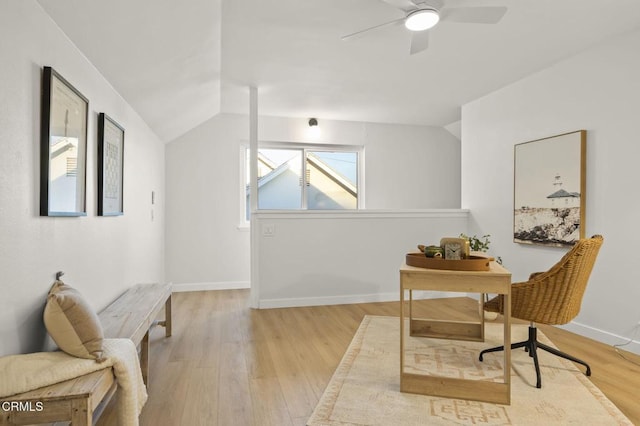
[{"x1": 478, "y1": 324, "x2": 591, "y2": 388}]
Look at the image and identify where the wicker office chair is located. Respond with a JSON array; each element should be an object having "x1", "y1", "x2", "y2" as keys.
[{"x1": 479, "y1": 234, "x2": 604, "y2": 388}]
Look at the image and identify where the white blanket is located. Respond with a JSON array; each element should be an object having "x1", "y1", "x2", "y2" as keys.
[
  {"x1": 0, "y1": 338, "x2": 147, "y2": 426},
  {"x1": 103, "y1": 339, "x2": 149, "y2": 426}
]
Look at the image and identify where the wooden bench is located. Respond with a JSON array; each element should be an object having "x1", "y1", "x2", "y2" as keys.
[
  {"x1": 0, "y1": 283, "x2": 172, "y2": 426},
  {"x1": 100, "y1": 283, "x2": 172, "y2": 385}
]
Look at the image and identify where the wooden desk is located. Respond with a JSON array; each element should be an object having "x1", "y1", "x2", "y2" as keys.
[{"x1": 399, "y1": 261, "x2": 512, "y2": 405}]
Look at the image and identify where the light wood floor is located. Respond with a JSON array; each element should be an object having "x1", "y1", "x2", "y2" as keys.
[{"x1": 97, "y1": 290, "x2": 640, "y2": 426}]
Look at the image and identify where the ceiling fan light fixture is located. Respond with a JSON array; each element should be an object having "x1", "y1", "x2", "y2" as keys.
[{"x1": 405, "y1": 8, "x2": 440, "y2": 32}]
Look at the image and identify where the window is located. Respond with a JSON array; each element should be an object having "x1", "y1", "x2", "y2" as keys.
[{"x1": 241, "y1": 144, "x2": 362, "y2": 222}]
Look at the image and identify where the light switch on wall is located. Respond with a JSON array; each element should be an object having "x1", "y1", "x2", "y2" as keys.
[{"x1": 263, "y1": 224, "x2": 275, "y2": 237}]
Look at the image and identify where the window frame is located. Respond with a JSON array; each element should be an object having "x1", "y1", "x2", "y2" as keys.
[{"x1": 239, "y1": 141, "x2": 364, "y2": 227}]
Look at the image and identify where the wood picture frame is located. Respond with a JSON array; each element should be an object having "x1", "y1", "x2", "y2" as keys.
[
  {"x1": 97, "y1": 113, "x2": 125, "y2": 216},
  {"x1": 40, "y1": 66, "x2": 88, "y2": 217},
  {"x1": 513, "y1": 130, "x2": 586, "y2": 247}
]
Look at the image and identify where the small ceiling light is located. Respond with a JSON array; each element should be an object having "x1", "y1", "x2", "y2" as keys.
[
  {"x1": 307, "y1": 118, "x2": 321, "y2": 139},
  {"x1": 405, "y1": 8, "x2": 440, "y2": 32}
]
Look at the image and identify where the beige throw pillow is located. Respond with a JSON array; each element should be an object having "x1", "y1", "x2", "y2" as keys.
[{"x1": 43, "y1": 280, "x2": 106, "y2": 363}]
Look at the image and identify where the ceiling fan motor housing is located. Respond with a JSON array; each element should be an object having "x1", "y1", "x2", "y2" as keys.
[{"x1": 405, "y1": 8, "x2": 440, "y2": 31}]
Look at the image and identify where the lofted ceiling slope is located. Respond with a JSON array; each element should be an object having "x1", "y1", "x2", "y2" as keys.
[{"x1": 38, "y1": 0, "x2": 640, "y2": 143}]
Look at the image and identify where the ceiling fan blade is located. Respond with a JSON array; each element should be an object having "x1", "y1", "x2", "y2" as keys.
[
  {"x1": 442, "y1": 7, "x2": 507, "y2": 24},
  {"x1": 410, "y1": 30, "x2": 429, "y2": 55},
  {"x1": 341, "y1": 17, "x2": 405, "y2": 41},
  {"x1": 380, "y1": 0, "x2": 420, "y2": 12}
]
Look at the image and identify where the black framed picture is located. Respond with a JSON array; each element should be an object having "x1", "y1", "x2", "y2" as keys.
[
  {"x1": 40, "y1": 66, "x2": 88, "y2": 216},
  {"x1": 97, "y1": 113, "x2": 125, "y2": 216}
]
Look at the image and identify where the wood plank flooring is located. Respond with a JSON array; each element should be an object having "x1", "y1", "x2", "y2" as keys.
[{"x1": 97, "y1": 290, "x2": 640, "y2": 426}]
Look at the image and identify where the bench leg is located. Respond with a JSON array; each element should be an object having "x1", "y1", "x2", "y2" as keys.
[
  {"x1": 71, "y1": 398, "x2": 92, "y2": 426},
  {"x1": 164, "y1": 294, "x2": 172, "y2": 337},
  {"x1": 141, "y1": 331, "x2": 149, "y2": 385},
  {"x1": 156, "y1": 294, "x2": 173, "y2": 338}
]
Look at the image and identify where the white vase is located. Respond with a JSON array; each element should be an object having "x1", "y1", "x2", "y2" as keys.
[{"x1": 484, "y1": 310, "x2": 498, "y2": 321}]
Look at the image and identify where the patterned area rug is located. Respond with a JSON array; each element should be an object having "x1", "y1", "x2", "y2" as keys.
[{"x1": 308, "y1": 316, "x2": 632, "y2": 425}]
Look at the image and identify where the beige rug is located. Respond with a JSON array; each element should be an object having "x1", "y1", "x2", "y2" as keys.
[{"x1": 308, "y1": 316, "x2": 632, "y2": 425}]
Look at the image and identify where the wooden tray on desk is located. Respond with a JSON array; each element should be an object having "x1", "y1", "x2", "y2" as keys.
[{"x1": 406, "y1": 253, "x2": 491, "y2": 271}]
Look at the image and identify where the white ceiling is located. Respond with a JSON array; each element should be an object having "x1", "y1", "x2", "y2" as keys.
[{"x1": 38, "y1": 0, "x2": 640, "y2": 143}]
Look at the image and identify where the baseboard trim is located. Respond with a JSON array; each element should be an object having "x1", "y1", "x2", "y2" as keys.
[
  {"x1": 257, "y1": 291, "x2": 459, "y2": 309},
  {"x1": 172, "y1": 281, "x2": 250, "y2": 293},
  {"x1": 561, "y1": 321, "x2": 640, "y2": 355}
]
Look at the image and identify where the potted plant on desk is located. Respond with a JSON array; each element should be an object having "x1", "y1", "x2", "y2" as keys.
[{"x1": 460, "y1": 233, "x2": 501, "y2": 320}]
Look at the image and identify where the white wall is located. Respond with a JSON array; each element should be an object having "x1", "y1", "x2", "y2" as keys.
[
  {"x1": 462, "y1": 28, "x2": 640, "y2": 353},
  {"x1": 165, "y1": 113, "x2": 461, "y2": 290},
  {"x1": 0, "y1": 1, "x2": 165, "y2": 356},
  {"x1": 252, "y1": 210, "x2": 469, "y2": 308},
  {"x1": 165, "y1": 114, "x2": 250, "y2": 291}
]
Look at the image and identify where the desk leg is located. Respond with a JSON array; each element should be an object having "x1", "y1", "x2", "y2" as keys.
[
  {"x1": 479, "y1": 293, "x2": 485, "y2": 341},
  {"x1": 503, "y1": 290, "x2": 511, "y2": 400},
  {"x1": 408, "y1": 289, "x2": 413, "y2": 324},
  {"x1": 399, "y1": 283, "x2": 405, "y2": 387}
]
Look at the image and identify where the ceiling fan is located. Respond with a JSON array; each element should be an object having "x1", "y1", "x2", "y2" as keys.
[{"x1": 342, "y1": 0, "x2": 507, "y2": 55}]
